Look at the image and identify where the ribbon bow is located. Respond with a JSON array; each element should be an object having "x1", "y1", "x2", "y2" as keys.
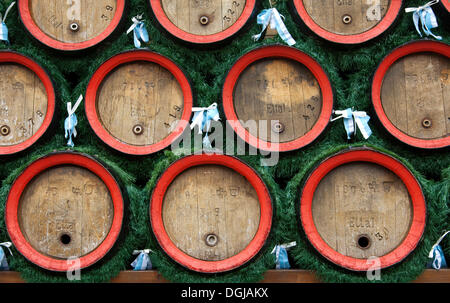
[
  {"x1": 190, "y1": 103, "x2": 220, "y2": 149},
  {"x1": 127, "y1": 14, "x2": 149, "y2": 48},
  {"x1": 0, "y1": 1, "x2": 16, "y2": 44},
  {"x1": 428, "y1": 231, "x2": 449, "y2": 270},
  {"x1": 271, "y1": 241, "x2": 296, "y2": 269},
  {"x1": 405, "y1": 0, "x2": 442, "y2": 40},
  {"x1": 0, "y1": 242, "x2": 13, "y2": 271},
  {"x1": 131, "y1": 249, "x2": 153, "y2": 271},
  {"x1": 252, "y1": 7, "x2": 296, "y2": 46},
  {"x1": 331, "y1": 108, "x2": 372, "y2": 140},
  {"x1": 64, "y1": 95, "x2": 83, "y2": 148}
]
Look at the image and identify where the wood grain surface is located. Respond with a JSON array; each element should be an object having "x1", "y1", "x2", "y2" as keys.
[
  {"x1": 161, "y1": 0, "x2": 246, "y2": 35},
  {"x1": 233, "y1": 58, "x2": 322, "y2": 143},
  {"x1": 162, "y1": 165, "x2": 261, "y2": 261},
  {"x1": 18, "y1": 165, "x2": 114, "y2": 259},
  {"x1": 303, "y1": 0, "x2": 390, "y2": 35},
  {"x1": 28, "y1": 0, "x2": 117, "y2": 43},
  {"x1": 381, "y1": 53, "x2": 449, "y2": 140},
  {"x1": 0, "y1": 63, "x2": 47, "y2": 147},
  {"x1": 312, "y1": 162, "x2": 413, "y2": 259},
  {"x1": 96, "y1": 61, "x2": 184, "y2": 146}
]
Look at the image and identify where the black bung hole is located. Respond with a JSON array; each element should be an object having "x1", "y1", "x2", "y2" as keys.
[
  {"x1": 60, "y1": 234, "x2": 71, "y2": 245},
  {"x1": 357, "y1": 235, "x2": 370, "y2": 249}
]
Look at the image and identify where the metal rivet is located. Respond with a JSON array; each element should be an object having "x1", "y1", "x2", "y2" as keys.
[
  {"x1": 69, "y1": 22, "x2": 80, "y2": 32},
  {"x1": 133, "y1": 124, "x2": 144, "y2": 135},
  {"x1": 0, "y1": 125, "x2": 10, "y2": 136},
  {"x1": 356, "y1": 234, "x2": 371, "y2": 250},
  {"x1": 342, "y1": 14, "x2": 352, "y2": 24},
  {"x1": 205, "y1": 233, "x2": 218, "y2": 247},
  {"x1": 199, "y1": 15, "x2": 209, "y2": 25},
  {"x1": 422, "y1": 118, "x2": 432, "y2": 129},
  {"x1": 272, "y1": 122, "x2": 285, "y2": 134}
]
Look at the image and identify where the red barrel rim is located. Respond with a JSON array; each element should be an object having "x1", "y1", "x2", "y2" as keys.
[
  {"x1": 150, "y1": 154, "x2": 272, "y2": 273},
  {"x1": 85, "y1": 50, "x2": 193, "y2": 155},
  {"x1": 149, "y1": 0, "x2": 256, "y2": 44},
  {"x1": 0, "y1": 52, "x2": 56, "y2": 156},
  {"x1": 291, "y1": 0, "x2": 403, "y2": 44},
  {"x1": 222, "y1": 45, "x2": 334, "y2": 152},
  {"x1": 18, "y1": 0, "x2": 126, "y2": 51},
  {"x1": 441, "y1": 0, "x2": 450, "y2": 13},
  {"x1": 372, "y1": 40, "x2": 450, "y2": 149},
  {"x1": 300, "y1": 149, "x2": 426, "y2": 271},
  {"x1": 5, "y1": 152, "x2": 124, "y2": 272}
]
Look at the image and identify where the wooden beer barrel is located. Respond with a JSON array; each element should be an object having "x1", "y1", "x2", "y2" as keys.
[
  {"x1": 150, "y1": 154, "x2": 272, "y2": 273},
  {"x1": 372, "y1": 40, "x2": 450, "y2": 149},
  {"x1": 18, "y1": 0, "x2": 126, "y2": 51},
  {"x1": 0, "y1": 51, "x2": 56, "y2": 156},
  {"x1": 149, "y1": 0, "x2": 257, "y2": 45},
  {"x1": 289, "y1": 0, "x2": 402, "y2": 44},
  {"x1": 300, "y1": 149, "x2": 426, "y2": 271},
  {"x1": 222, "y1": 45, "x2": 334, "y2": 152},
  {"x1": 85, "y1": 50, "x2": 193, "y2": 155},
  {"x1": 5, "y1": 153, "x2": 124, "y2": 272}
]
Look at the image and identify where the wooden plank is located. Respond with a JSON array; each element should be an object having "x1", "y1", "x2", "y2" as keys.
[
  {"x1": 17, "y1": 165, "x2": 114, "y2": 259},
  {"x1": 303, "y1": 0, "x2": 390, "y2": 35},
  {"x1": 233, "y1": 58, "x2": 322, "y2": 143},
  {"x1": 312, "y1": 162, "x2": 413, "y2": 259},
  {"x1": 161, "y1": 165, "x2": 260, "y2": 261},
  {"x1": 96, "y1": 62, "x2": 184, "y2": 147},
  {"x1": 382, "y1": 53, "x2": 449, "y2": 141},
  {"x1": 161, "y1": 0, "x2": 246, "y2": 35},
  {"x1": 28, "y1": 0, "x2": 117, "y2": 43},
  {"x1": 0, "y1": 64, "x2": 47, "y2": 147}
]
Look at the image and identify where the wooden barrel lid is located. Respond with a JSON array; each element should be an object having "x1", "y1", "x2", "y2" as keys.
[
  {"x1": 150, "y1": 154, "x2": 272, "y2": 273},
  {"x1": 5, "y1": 153, "x2": 124, "y2": 272},
  {"x1": 0, "y1": 52, "x2": 55, "y2": 156},
  {"x1": 290, "y1": 0, "x2": 402, "y2": 44},
  {"x1": 223, "y1": 45, "x2": 333, "y2": 152},
  {"x1": 372, "y1": 40, "x2": 450, "y2": 149},
  {"x1": 19, "y1": 0, "x2": 126, "y2": 51},
  {"x1": 300, "y1": 149, "x2": 426, "y2": 271},
  {"x1": 149, "y1": 0, "x2": 257, "y2": 44},
  {"x1": 85, "y1": 50, "x2": 193, "y2": 155}
]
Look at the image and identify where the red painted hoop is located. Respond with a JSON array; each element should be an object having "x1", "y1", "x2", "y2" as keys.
[
  {"x1": 441, "y1": 0, "x2": 450, "y2": 13},
  {"x1": 372, "y1": 40, "x2": 450, "y2": 149},
  {"x1": 300, "y1": 149, "x2": 426, "y2": 271},
  {"x1": 222, "y1": 45, "x2": 334, "y2": 152},
  {"x1": 150, "y1": 154, "x2": 272, "y2": 273},
  {"x1": 5, "y1": 153, "x2": 124, "y2": 272},
  {"x1": 18, "y1": 0, "x2": 126, "y2": 51},
  {"x1": 85, "y1": 50, "x2": 193, "y2": 155},
  {"x1": 149, "y1": 0, "x2": 256, "y2": 44},
  {"x1": 291, "y1": 0, "x2": 403, "y2": 44},
  {"x1": 0, "y1": 52, "x2": 56, "y2": 156}
]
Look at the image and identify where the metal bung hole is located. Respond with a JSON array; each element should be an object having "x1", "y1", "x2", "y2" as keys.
[
  {"x1": 272, "y1": 122, "x2": 285, "y2": 134},
  {"x1": 199, "y1": 15, "x2": 209, "y2": 25},
  {"x1": 357, "y1": 234, "x2": 371, "y2": 250},
  {"x1": 69, "y1": 22, "x2": 80, "y2": 32},
  {"x1": 60, "y1": 233, "x2": 72, "y2": 245},
  {"x1": 205, "y1": 233, "x2": 218, "y2": 247},
  {"x1": 0, "y1": 125, "x2": 10, "y2": 136},
  {"x1": 133, "y1": 124, "x2": 144, "y2": 135},
  {"x1": 422, "y1": 118, "x2": 432, "y2": 129},
  {"x1": 342, "y1": 14, "x2": 352, "y2": 24}
]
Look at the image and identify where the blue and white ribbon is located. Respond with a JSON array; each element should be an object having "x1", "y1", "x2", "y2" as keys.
[
  {"x1": 64, "y1": 95, "x2": 83, "y2": 148},
  {"x1": 271, "y1": 241, "x2": 296, "y2": 269},
  {"x1": 190, "y1": 103, "x2": 221, "y2": 149},
  {"x1": 405, "y1": 0, "x2": 442, "y2": 40},
  {"x1": 428, "y1": 231, "x2": 449, "y2": 270},
  {"x1": 331, "y1": 108, "x2": 372, "y2": 140},
  {"x1": 0, "y1": 2, "x2": 16, "y2": 44},
  {"x1": 131, "y1": 249, "x2": 153, "y2": 271},
  {"x1": 127, "y1": 14, "x2": 149, "y2": 48},
  {"x1": 252, "y1": 8, "x2": 296, "y2": 46},
  {"x1": 0, "y1": 242, "x2": 13, "y2": 271}
]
